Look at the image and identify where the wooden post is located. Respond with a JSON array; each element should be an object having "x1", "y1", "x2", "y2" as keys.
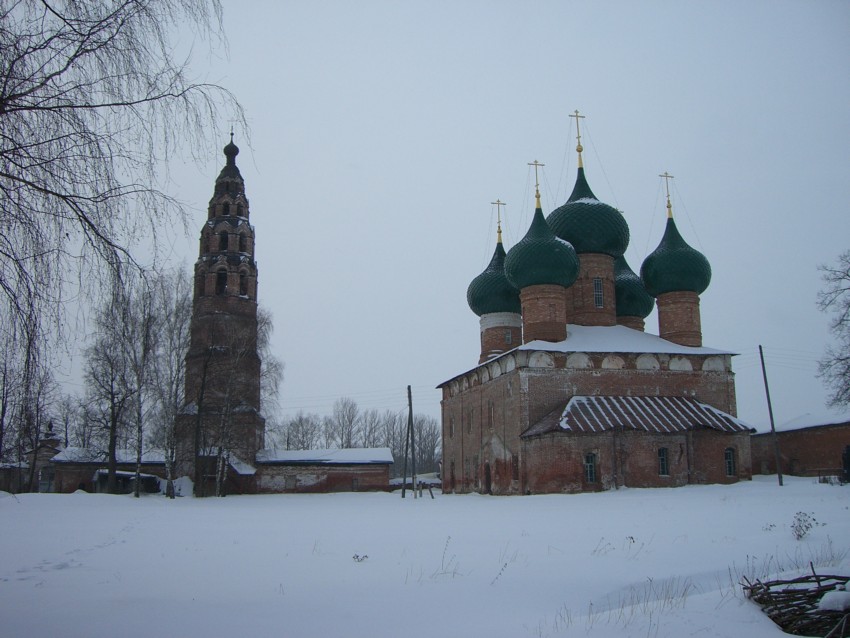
[
  {"x1": 401, "y1": 386, "x2": 410, "y2": 498},
  {"x1": 759, "y1": 345, "x2": 783, "y2": 486},
  {"x1": 408, "y1": 385, "x2": 417, "y2": 499}
]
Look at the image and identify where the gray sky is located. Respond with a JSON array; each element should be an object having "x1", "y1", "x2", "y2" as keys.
[{"x1": 161, "y1": 0, "x2": 850, "y2": 429}]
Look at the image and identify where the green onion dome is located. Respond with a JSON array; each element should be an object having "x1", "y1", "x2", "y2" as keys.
[
  {"x1": 614, "y1": 255, "x2": 654, "y2": 318},
  {"x1": 505, "y1": 198, "x2": 579, "y2": 290},
  {"x1": 640, "y1": 217, "x2": 711, "y2": 296},
  {"x1": 467, "y1": 240, "x2": 521, "y2": 316},
  {"x1": 546, "y1": 168, "x2": 630, "y2": 257}
]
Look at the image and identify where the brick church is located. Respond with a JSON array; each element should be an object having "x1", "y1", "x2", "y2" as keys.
[{"x1": 440, "y1": 122, "x2": 752, "y2": 495}]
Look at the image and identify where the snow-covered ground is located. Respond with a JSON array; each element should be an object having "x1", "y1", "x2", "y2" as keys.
[{"x1": 1, "y1": 476, "x2": 848, "y2": 638}]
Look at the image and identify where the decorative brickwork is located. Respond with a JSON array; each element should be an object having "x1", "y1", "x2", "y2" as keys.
[{"x1": 176, "y1": 139, "x2": 266, "y2": 491}]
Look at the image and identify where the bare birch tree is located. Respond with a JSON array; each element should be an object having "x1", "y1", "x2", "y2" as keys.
[
  {"x1": 0, "y1": 0, "x2": 243, "y2": 366},
  {"x1": 818, "y1": 250, "x2": 850, "y2": 407}
]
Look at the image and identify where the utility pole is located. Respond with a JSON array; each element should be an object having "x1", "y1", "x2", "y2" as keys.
[
  {"x1": 409, "y1": 385, "x2": 417, "y2": 499},
  {"x1": 759, "y1": 345, "x2": 783, "y2": 486}
]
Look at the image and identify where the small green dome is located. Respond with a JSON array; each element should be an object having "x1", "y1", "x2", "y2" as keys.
[
  {"x1": 614, "y1": 255, "x2": 654, "y2": 318},
  {"x1": 546, "y1": 168, "x2": 630, "y2": 257},
  {"x1": 467, "y1": 241, "x2": 521, "y2": 316},
  {"x1": 640, "y1": 218, "x2": 711, "y2": 296},
  {"x1": 505, "y1": 205, "x2": 579, "y2": 290}
]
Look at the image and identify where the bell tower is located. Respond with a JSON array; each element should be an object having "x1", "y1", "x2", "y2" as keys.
[{"x1": 176, "y1": 136, "x2": 265, "y2": 494}]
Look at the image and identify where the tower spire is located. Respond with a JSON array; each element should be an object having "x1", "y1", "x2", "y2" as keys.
[
  {"x1": 659, "y1": 171, "x2": 675, "y2": 218},
  {"x1": 491, "y1": 199, "x2": 506, "y2": 244},
  {"x1": 528, "y1": 160, "x2": 545, "y2": 208},
  {"x1": 569, "y1": 110, "x2": 586, "y2": 168}
]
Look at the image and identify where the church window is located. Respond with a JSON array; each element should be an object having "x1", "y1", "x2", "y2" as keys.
[
  {"x1": 239, "y1": 272, "x2": 248, "y2": 296},
  {"x1": 488, "y1": 401, "x2": 494, "y2": 430},
  {"x1": 512, "y1": 454, "x2": 519, "y2": 481},
  {"x1": 584, "y1": 453, "x2": 597, "y2": 483},
  {"x1": 223, "y1": 202, "x2": 230, "y2": 215},
  {"x1": 504, "y1": 329, "x2": 512, "y2": 345},
  {"x1": 449, "y1": 417, "x2": 455, "y2": 438},
  {"x1": 237, "y1": 204, "x2": 244, "y2": 216},
  {"x1": 593, "y1": 278, "x2": 604, "y2": 308},
  {"x1": 724, "y1": 448, "x2": 737, "y2": 477},
  {"x1": 215, "y1": 270, "x2": 227, "y2": 295},
  {"x1": 658, "y1": 448, "x2": 669, "y2": 476},
  {"x1": 467, "y1": 409, "x2": 473, "y2": 434},
  {"x1": 239, "y1": 234, "x2": 247, "y2": 252},
  {"x1": 219, "y1": 232, "x2": 228, "y2": 251}
]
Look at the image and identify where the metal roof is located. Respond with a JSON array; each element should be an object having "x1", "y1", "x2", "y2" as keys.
[{"x1": 522, "y1": 395, "x2": 752, "y2": 438}]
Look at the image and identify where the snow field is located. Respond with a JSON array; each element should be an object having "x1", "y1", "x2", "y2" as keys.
[{"x1": 1, "y1": 476, "x2": 848, "y2": 638}]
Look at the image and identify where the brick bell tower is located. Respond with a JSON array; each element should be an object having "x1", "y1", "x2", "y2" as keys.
[{"x1": 176, "y1": 136, "x2": 265, "y2": 493}]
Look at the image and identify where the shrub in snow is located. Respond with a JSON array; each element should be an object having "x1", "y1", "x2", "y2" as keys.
[{"x1": 790, "y1": 511, "x2": 823, "y2": 540}]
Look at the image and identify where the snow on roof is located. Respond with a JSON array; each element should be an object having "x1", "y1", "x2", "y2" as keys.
[
  {"x1": 228, "y1": 455, "x2": 256, "y2": 476},
  {"x1": 522, "y1": 324, "x2": 734, "y2": 356},
  {"x1": 523, "y1": 395, "x2": 753, "y2": 438},
  {"x1": 52, "y1": 447, "x2": 166, "y2": 464},
  {"x1": 753, "y1": 409, "x2": 850, "y2": 434},
  {"x1": 256, "y1": 447, "x2": 394, "y2": 465}
]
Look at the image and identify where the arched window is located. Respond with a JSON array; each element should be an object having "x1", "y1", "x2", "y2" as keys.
[
  {"x1": 593, "y1": 277, "x2": 604, "y2": 308},
  {"x1": 219, "y1": 232, "x2": 228, "y2": 251},
  {"x1": 223, "y1": 202, "x2": 230, "y2": 215},
  {"x1": 239, "y1": 272, "x2": 248, "y2": 296},
  {"x1": 239, "y1": 234, "x2": 247, "y2": 252},
  {"x1": 215, "y1": 270, "x2": 227, "y2": 295},
  {"x1": 237, "y1": 204, "x2": 243, "y2": 216},
  {"x1": 724, "y1": 448, "x2": 737, "y2": 477},
  {"x1": 584, "y1": 453, "x2": 597, "y2": 483}
]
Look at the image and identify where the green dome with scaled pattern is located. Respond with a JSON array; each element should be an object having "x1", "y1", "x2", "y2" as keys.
[
  {"x1": 546, "y1": 168, "x2": 630, "y2": 257},
  {"x1": 614, "y1": 255, "x2": 654, "y2": 318},
  {"x1": 505, "y1": 202, "x2": 579, "y2": 290},
  {"x1": 467, "y1": 240, "x2": 521, "y2": 316},
  {"x1": 640, "y1": 217, "x2": 711, "y2": 296}
]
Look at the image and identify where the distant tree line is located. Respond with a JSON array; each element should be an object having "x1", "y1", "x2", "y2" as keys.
[{"x1": 277, "y1": 398, "x2": 441, "y2": 477}]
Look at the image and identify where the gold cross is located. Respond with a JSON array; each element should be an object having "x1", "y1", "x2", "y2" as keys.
[
  {"x1": 491, "y1": 199, "x2": 506, "y2": 243},
  {"x1": 659, "y1": 171, "x2": 675, "y2": 218},
  {"x1": 527, "y1": 160, "x2": 545, "y2": 191},
  {"x1": 569, "y1": 110, "x2": 586, "y2": 166}
]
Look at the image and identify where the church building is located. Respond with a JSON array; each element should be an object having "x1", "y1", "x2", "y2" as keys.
[{"x1": 440, "y1": 118, "x2": 752, "y2": 495}]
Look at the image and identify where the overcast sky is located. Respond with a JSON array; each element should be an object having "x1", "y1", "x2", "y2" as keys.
[{"x1": 156, "y1": 0, "x2": 850, "y2": 430}]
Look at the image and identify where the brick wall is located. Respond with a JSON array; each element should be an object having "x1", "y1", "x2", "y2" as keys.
[
  {"x1": 656, "y1": 291, "x2": 702, "y2": 347},
  {"x1": 520, "y1": 285, "x2": 566, "y2": 343},
  {"x1": 570, "y1": 253, "x2": 617, "y2": 327},
  {"x1": 256, "y1": 464, "x2": 390, "y2": 493},
  {"x1": 751, "y1": 423, "x2": 850, "y2": 477}
]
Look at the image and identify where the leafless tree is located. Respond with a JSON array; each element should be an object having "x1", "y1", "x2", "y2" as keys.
[
  {"x1": 413, "y1": 415, "x2": 441, "y2": 475},
  {"x1": 0, "y1": 0, "x2": 244, "y2": 371},
  {"x1": 146, "y1": 267, "x2": 192, "y2": 497},
  {"x1": 359, "y1": 408, "x2": 383, "y2": 448},
  {"x1": 83, "y1": 284, "x2": 138, "y2": 494},
  {"x1": 818, "y1": 250, "x2": 850, "y2": 407},
  {"x1": 283, "y1": 411, "x2": 322, "y2": 450},
  {"x1": 326, "y1": 397, "x2": 360, "y2": 449}
]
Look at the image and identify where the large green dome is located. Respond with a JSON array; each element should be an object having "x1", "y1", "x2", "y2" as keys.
[
  {"x1": 505, "y1": 204, "x2": 579, "y2": 290},
  {"x1": 640, "y1": 217, "x2": 711, "y2": 296},
  {"x1": 614, "y1": 255, "x2": 654, "y2": 318},
  {"x1": 546, "y1": 168, "x2": 630, "y2": 257},
  {"x1": 467, "y1": 241, "x2": 521, "y2": 316}
]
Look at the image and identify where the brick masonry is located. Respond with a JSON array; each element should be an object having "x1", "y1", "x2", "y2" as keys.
[
  {"x1": 751, "y1": 422, "x2": 850, "y2": 477},
  {"x1": 657, "y1": 290, "x2": 702, "y2": 347},
  {"x1": 440, "y1": 347, "x2": 749, "y2": 494}
]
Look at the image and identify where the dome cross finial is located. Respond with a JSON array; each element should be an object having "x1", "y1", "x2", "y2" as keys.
[
  {"x1": 528, "y1": 159, "x2": 545, "y2": 207},
  {"x1": 569, "y1": 110, "x2": 586, "y2": 168},
  {"x1": 659, "y1": 171, "x2": 675, "y2": 218},
  {"x1": 491, "y1": 199, "x2": 506, "y2": 244}
]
